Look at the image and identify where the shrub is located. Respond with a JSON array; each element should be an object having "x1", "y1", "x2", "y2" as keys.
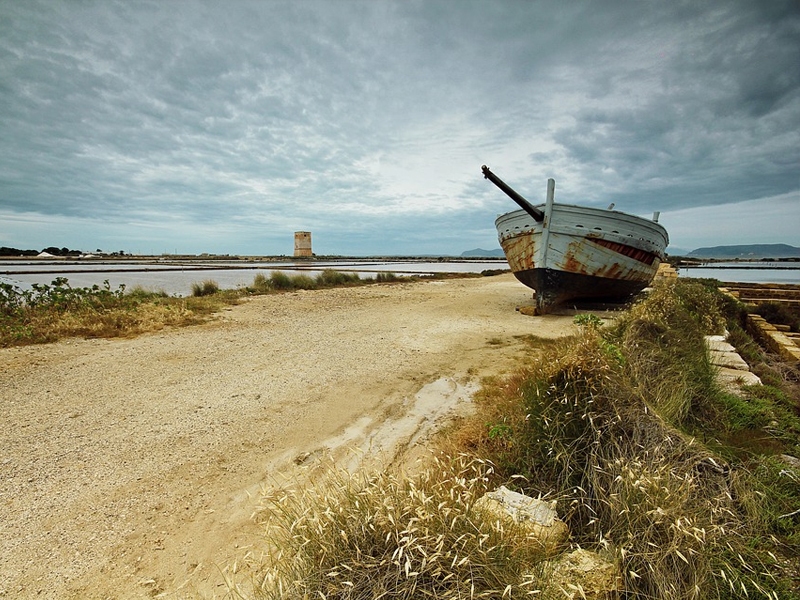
[
  {"x1": 375, "y1": 272, "x2": 398, "y2": 283},
  {"x1": 191, "y1": 279, "x2": 220, "y2": 297},
  {"x1": 754, "y1": 301, "x2": 800, "y2": 333},
  {"x1": 249, "y1": 272, "x2": 272, "y2": 293},
  {"x1": 269, "y1": 271, "x2": 294, "y2": 290},
  {"x1": 0, "y1": 277, "x2": 208, "y2": 346},
  {"x1": 467, "y1": 279, "x2": 796, "y2": 598},
  {"x1": 127, "y1": 285, "x2": 168, "y2": 299},
  {"x1": 471, "y1": 329, "x2": 754, "y2": 599},
  {"x1": 316, "y1": 269, "x2": 361, "y2": 287},
  {"x1": 290, "y1": 274, "x2": 317, "y2": 290}
]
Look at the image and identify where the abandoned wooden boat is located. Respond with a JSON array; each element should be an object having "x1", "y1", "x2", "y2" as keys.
[{"x1": 482, "y1": 165, "x2": 669, "y2": 314}]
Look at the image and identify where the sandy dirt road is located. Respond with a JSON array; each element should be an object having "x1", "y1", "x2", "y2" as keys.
[{"x1": 0, "y1": 274, "x2": 578, "y2": 599}]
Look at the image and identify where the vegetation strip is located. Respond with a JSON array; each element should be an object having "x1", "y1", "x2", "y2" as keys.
[{"x1": 0, "y1": 269, "x2": 422, "y2": 347}]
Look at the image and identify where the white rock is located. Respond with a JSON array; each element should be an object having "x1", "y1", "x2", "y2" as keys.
[{"x1": 474, "y1": 486, "x2": 568, "y2": 553}]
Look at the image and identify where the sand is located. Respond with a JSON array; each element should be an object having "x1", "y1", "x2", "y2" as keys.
[{"x1": 0, "y1": 274, "x2": 578, "y2": 599}]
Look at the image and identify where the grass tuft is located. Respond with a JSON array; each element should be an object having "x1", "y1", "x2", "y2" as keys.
[
  {"x1": 236, "y1": 453, "x2": 552, "y2": 599},
  {"x1": 191, "y1": 279, "x2": 220, "y2": 296}
]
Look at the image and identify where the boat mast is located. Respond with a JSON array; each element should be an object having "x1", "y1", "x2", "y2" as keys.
[{"x1": 481, "y1": 165, "x2": 545, "y2": 222}]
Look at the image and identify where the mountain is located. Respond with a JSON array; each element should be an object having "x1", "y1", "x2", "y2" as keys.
[
  {"x1": 461, "y1": 248, "x2": 505, "y2": 258},
  {"x1": 665, "y1": 247, "x2": 691, "y2": 256},
  {"x1": 687, "y1": 244, "x2": 800, "y2": 259}
]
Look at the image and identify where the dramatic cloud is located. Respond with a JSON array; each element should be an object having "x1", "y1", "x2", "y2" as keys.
[{"x1": 1, "y1": 0, "x2": 798, "y2": 255}]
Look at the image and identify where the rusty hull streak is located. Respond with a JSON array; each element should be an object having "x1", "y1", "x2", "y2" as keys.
[
  {"x1": 501, "y1": 234, "x2": 536, "y2": 273},
  {"x1": 558, "y1": 238, "x2": 656, "y2": 283},
  {"x1": 500, "y1": 232, "x2": 659, "y2": 284}
]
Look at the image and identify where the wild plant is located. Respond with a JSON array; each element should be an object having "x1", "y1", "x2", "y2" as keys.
[
  {"x1": 249, "y1": 272, "x2": 272, "y2": 293},
  {"x1": 316, "y1": 269, "x2": 360, "y2": 287},
  {"x1": 191, "y1": 279, "x2": 220, "y2": 296},
  {"x1": 0, "y1": 277, "x2": 199, "y2": 346},
  {"x1": 269, "y1": 271, "x2": 294, "y2": 290},
  {"x1": 288, "y1": 274, "x2": 317, "y2": 290},
  {"x1": 469, "y1": 279, "x2": 795, "y2": 598},
  {"x1": 238, "y1": 454, "x2": 552, "y2": 599}
]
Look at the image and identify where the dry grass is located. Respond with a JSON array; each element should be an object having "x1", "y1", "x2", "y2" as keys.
[
  {"x1": 229, "y1": 454, "x2": 556, "y2": 599},
  {"x1": 0, "y1": 270, "x2": 388, "y2": 347},
  {"x1": 191, "y1": 279, "x2": 221, "y2": 296},
  {"x1": 0, "y1": 278, "x2": 235, "y2": 346}
]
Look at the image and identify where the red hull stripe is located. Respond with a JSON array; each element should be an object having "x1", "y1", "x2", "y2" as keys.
[{"x1": 590, "y1": 238, "x2": 657, "y2": 265}]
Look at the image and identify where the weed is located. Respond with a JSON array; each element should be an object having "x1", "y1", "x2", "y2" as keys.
[
  {"x1": 0, "y1": 277, "x2": 219, "y2": 346},
  {"x1": 727, "y1": 323, "x2": 765, "y2": 366},
  {"x1": 0, "y1": 270, "x2": 414, "y2": 347},
  {"x1": 290, "y1": 274, "x2": 317, "y2": 290},
  {"x1": 463, "y1": 279, "x2": 800, "y2": 598},
  {"x1": 248, "y1": 272, "x2": 272, "y2": 293},
  {"x1": 269, "y1": 271, "x2": 294, "y2": 290},
  {"x1": 573, "y1": 312, "x2": 603, "y2": 330},
  {"x1": 191, "y1": 279, "x2": 220, "y2": 297},
  {"x1": 317, "y1": 269, "x2": 361, "y2": 287},
  {"x1": 754, "y1": 301, "x2": 800, "y2": 333},
  {"x1": 375, "y1": 272, "x2": 398, "y2": 283}
]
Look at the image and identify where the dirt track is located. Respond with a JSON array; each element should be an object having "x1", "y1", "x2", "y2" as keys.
[{"x1": 0, "y1": 274, "x2": 578, "y2": 599}]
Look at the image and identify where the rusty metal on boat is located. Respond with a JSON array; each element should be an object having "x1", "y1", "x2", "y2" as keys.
[{"x1": 482, "y1": 165, "x2": 669, "y2": 314}]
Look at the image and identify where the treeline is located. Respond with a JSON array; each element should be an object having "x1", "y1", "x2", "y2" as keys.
[{"x1": 0, "y1": 246, "x2": 123, "y2": 257}]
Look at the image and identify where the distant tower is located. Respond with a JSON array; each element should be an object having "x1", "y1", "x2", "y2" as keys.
[{"x1": 294, "y1": 231, "x2": 312, "y2": 257}]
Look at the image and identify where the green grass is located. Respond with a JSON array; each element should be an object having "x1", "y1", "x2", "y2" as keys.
[{"x1": 191, "y1": 279, "x2": 220, "y2": 296}]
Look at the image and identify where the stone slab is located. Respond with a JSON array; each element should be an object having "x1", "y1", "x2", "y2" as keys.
[
  {"x1": 716, "y1": 366, "x2": 761, "y2": 391},
  {"x1": 709, "y1": 349, "x2": 751, "y2": 370},
  {"x1": 706, "y1": 338, "x2": 736, "y2": 353}
]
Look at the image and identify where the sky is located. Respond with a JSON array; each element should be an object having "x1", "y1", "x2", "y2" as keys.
[{"x1": 1, "y1": 0, "x2": 799, "y2": 257}]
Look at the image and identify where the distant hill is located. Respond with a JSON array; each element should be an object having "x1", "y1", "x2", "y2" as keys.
[
  {"x1": 461, "y1": 248, "x2": 505, "y2": 258},
  {"x1": 687, "y1": 244, "x2": 800, "y2": 259},
  {"x1": 665, "y1": 247, "x2": 691, "y2": 256}
]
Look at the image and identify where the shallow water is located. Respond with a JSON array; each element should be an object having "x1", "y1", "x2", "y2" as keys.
[
  {"x1": 0, "y1": 259, "x2": 509, "y2": 297},
  {"x1": 678, "y1": 264, "x2": 800, "y2": 285}
]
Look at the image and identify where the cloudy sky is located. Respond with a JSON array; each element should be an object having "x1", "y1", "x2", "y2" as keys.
[{"x1": 1, "y1": 0, "x2": 798, "y2": 256}]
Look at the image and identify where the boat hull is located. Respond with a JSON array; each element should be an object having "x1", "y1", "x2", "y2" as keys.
[{"x1": 496, "y1": 203, "x2": 669, "y2": 313}]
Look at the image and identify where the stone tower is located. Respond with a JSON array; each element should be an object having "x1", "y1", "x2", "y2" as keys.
[{"x1": 294, "y1": 231, "x2": 312, "y2": 257}]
